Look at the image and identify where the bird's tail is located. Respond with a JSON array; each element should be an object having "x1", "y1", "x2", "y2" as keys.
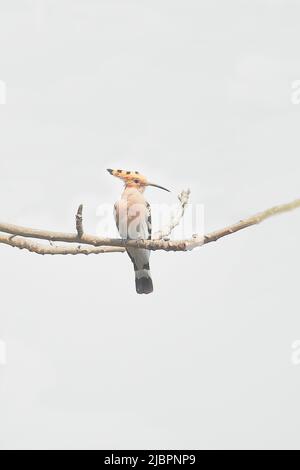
[
  {"x1": 135, "y1": 270, "x2": 153, "y2": 295},
  {"x1": 126, "y1": 248, "x2": 153, "y2": 294}
]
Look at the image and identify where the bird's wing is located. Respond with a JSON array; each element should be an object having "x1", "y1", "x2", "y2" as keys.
[
  {"x1": 145, "y1": 201, "x2": 152, "y2": 240},
  {"x1": 113, "y1": 201, "x2": 120, "y2": 234}
]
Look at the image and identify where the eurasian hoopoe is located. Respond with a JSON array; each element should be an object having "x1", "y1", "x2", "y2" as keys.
[{"x1": 107, "y1": 169, "x2": 170, "y2": 294}]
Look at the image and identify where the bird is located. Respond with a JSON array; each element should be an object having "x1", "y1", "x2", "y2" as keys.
[{"x1": 107, "y1": 169, "x2": 170, "y2": 294}]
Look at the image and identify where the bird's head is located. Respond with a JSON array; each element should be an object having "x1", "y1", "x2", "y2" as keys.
[{"x1": 107, "y1": 169, "x2": 170, "y2": 193}]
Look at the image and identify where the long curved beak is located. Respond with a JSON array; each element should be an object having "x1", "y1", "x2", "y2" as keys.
[{"x1": 147, "y1": 182, "x2": 170, "y2": 192}]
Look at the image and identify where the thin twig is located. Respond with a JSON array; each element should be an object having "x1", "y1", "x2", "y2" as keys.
[
  {"x1": 153, "y1": 189, "x2": 190, "y2": 240},
  {"x1": 76, "y1": 204, "x2": 84, "y2": 238}
]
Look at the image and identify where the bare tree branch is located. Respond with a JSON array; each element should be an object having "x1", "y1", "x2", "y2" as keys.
[
  {"x1": 0, "y1": 197, "x2": 299, "y2": 255},
  {"x1": 0, "y1": 234, "x2": 125, "y2": 255},
  {"x1": 199, "y1": 197, "x2": 300, "y2": 249}
]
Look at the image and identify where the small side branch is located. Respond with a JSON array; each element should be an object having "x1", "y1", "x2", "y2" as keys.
[
  {"x1": 153, "y1": 189, "x2": 190, "y2": 240},
  {"x1": 76, "y1": 204, "x2": 84, "y2": 238}
]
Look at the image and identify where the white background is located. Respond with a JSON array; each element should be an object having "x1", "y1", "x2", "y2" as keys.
[{"x1": 0, "y1": 0, "x2": 300, "y2": 450}]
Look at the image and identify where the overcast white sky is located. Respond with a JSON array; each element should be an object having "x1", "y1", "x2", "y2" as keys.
[{"x1": 1, "y1": 0, "x2": 300, "y2": 450}]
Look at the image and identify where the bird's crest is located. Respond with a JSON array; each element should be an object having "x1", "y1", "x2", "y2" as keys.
[
  {"x1": 107, "y1": 169, "x2": 147, "y2": 186},
  {"x1": 107, "y1": 169, "x2": 170, "y2": 192}
]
